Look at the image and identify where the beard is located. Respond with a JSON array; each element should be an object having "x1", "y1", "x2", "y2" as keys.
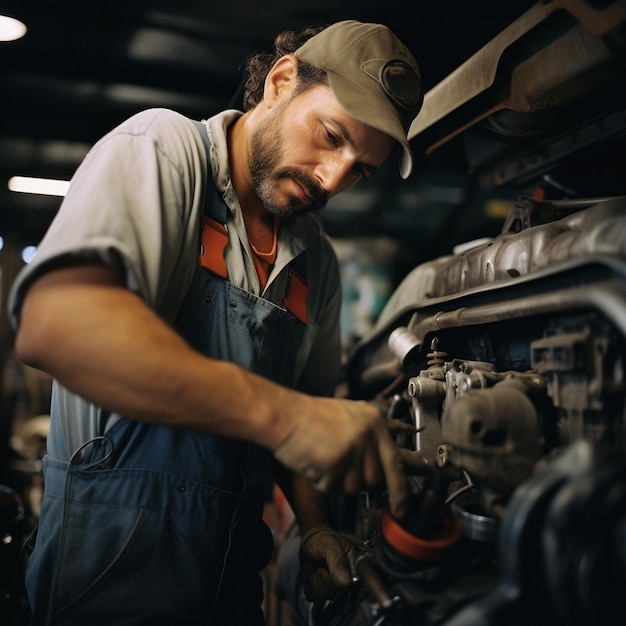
[{"x1": 248, "y1": 105, "x2": 328, "y2": 217}]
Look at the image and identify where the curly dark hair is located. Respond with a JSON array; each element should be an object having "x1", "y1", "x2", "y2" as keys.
[{"x1": 242, "y1": 25, "x2": 328, "y2": 111}]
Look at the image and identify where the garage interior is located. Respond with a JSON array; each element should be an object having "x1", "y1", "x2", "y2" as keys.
[{"x1": 1, "y1": 1, "x2": 625, "y2": 624}]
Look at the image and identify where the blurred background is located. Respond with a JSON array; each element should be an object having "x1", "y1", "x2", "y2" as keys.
[
  {"x1": 0, "y1": 0, "x2": 543, "y2": 344},
  {"x1": 1, "y1": 1, "x2": 625, "y2": 622}
]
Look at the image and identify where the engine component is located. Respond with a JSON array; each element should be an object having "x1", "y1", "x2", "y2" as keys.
[{"x1": 306, "y1": 197, "x2": 626, "y2": 626}]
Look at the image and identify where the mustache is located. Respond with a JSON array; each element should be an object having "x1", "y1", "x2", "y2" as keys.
[{"x1": 280, "y1": 167, "x2": 328, "y2": 205}]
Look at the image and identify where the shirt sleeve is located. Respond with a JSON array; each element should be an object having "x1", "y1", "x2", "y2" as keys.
[{"x1": 9, "y1": 109, "x2": 207, "y2": 329}]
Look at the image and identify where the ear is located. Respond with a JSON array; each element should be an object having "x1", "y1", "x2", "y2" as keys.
[{"x1": 263, "y1": 54, "x2": 299, "y2": 106}]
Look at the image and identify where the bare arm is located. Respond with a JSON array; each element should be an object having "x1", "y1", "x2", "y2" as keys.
[
  {"x1": 274, "y1": 464, "x2": 361, "y2": 600},
  {"x1": 15, "y1": 263, "x2": 409, "y2": 517},
  {"x1": 274, "y1": 462, "x2": 330, "y2": 532},
  {"x1": 15, "y1": 263, "x2": 291, "y2": 446}
]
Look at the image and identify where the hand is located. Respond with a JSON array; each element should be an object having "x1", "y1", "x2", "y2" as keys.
[
  {"x1": 273, "y1": 397, "x2": 410, "y2": 519},
  {"x1": 299, "y1": 525, "x2": 359, "y2": 601}
]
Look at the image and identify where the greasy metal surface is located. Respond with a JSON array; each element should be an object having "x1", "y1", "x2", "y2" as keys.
[
  {"x1": 441, "y1": 381, "x2": 542, "y2": 491},
  {"x1": 408, "y1": 280, "x2": 626, "y2": 344},
  {"x1": 361, "y1": 198, "x2": 626, "y2": 333},
  {"x1": 409, "y1": 0, "x2": 626, "y2": 152},
  {"x1": 428, "y1": 198, "x2": 626, "y2": 297}
]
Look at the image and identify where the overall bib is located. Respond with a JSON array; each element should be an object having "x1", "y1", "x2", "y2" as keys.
[{"x1": 26, "y1": 129, "x2": 315, "y2": 625}]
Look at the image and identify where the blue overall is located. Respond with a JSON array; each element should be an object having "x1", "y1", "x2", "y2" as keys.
[{"x1": 26, "y1": 127, "x2": 312, "y2": 625}]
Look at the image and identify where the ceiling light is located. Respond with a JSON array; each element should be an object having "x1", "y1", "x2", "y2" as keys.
[
  {"x1": 0, "y1": 15, "x2": 27, "y2": 42},
  {"x1": 22, "y1": 245, "x2": 37, "y2": 264},
  {"x1": 8, "y1": 176, "x2": 69, "y2": 197}
]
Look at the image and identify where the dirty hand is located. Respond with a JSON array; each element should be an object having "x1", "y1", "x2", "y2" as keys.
[
  {"x1": 299, "y1": 525, "x2": 359, "y2": 601},
  {"x1": 273, "y1": 397, "x2": 409, "y2": 519}
]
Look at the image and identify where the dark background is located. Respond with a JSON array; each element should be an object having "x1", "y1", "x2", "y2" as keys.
[{"x1": 0, "y1": 0, "x2": 539, "y2": 253}]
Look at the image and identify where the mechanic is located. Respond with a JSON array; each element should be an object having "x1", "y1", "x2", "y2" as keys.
[{"x1": 8, "y1": 19, "x2": 423, "y2": 625}]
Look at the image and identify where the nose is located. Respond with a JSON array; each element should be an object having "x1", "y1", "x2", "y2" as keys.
[{"x1": 315, "y1": 155, "x2": 355, "y2": 196}]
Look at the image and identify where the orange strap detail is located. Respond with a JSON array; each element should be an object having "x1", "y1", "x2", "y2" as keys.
[
  {"x1": 284, "y1": 268, "x2": 308, "y2": 324},
  {"x1": 198, "y1": 215, "x2": 228, "y2": 278},
  {"x1": 198, "y1": 215, "x2": 308, "y2": 323}
]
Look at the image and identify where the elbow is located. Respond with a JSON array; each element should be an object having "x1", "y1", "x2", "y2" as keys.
[
  {"x1": 14, "y1": 322, "x2": 46, "y2": 371},
  {"x1": 13, "y1": 289, "x2": 54, "y2": 372}
]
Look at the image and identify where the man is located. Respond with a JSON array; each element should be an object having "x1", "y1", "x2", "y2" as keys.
[{"x1": 9, "y1": 20, "x2": 423, "y2": 625}]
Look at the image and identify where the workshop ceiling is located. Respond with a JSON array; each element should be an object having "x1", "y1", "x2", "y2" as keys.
[{"x1": 1, "y1": 0, "x2": 620, "y2": 266}]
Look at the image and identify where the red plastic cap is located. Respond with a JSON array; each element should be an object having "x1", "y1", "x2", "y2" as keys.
[{"x1": 380, "y1": 507, "x2": 462, "y2": 562}]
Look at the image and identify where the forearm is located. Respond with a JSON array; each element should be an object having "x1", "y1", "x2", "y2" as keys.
[
  {"x1": 277, "y1": 462, "x2": 362, "y2": 602},
  {"x1": 274, "y1": 462, "x2": 331, "y2": 532},
  {"x1": 14, "y1": 263, "x2": 299, "y2": 450}
]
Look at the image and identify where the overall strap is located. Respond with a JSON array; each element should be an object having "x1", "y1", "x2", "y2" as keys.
[
  {"x1": 192, "y1": 119, "x2": 309, "y2": 323},
  {"x1": 193, "y1": 120, "x2": 227, "y2": 224},
  {"x1": 194, "y1": 120, "x2": 228, "y2": 277}
]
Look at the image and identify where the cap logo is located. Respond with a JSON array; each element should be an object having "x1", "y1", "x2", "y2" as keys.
[
  {"x1": 362, "y1": 58, "x2": 423, "y2": 112},
  {"x1": 379, "y1": 60, "x2": 423, "y2": 111}
]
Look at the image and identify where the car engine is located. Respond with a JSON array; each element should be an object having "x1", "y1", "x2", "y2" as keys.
[
  {"x1": 300, "y1": 2, "x2": 626, "y2": 625},
  {"x1": 312, "y1": 197, "x2": 625, "y2": 626}
]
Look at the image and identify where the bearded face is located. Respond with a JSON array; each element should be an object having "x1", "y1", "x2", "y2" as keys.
[
  {"x1": 246, "y1": 83, "x2": 395, "y2": 218},
  {"x1": 248, "y1": 97, "x2": 328, "y2": 217}
]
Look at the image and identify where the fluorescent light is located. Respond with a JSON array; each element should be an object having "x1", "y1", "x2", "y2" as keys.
[
  {"x1": 0, "y1": 15, "x2": 27, "y2": 42},
  {"x1": 8, "y1": 176, "x2": 70, "y2": 197}
]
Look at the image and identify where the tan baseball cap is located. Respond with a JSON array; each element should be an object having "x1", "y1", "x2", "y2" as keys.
[{"x1": 294, "y1": 20, "x2": 423, "y2": 179}]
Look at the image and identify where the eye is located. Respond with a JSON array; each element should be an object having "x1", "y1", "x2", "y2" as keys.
[{"x1": 325, "y1": 128, "x2": 340, "y2": 148}]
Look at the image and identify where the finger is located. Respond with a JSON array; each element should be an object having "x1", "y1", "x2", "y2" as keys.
[
  {"x1": 385, "y1": 419, "x2": 419, "y2": 435},
  {"x1": 304, "y1": 560, "x2": 353, "y2": 600},
  {"x1": 327, "y1": 564, "x2": 353, "y2": 589},
  {"x1": 324, "y1": 543, "x2": 355, "y2": 588},
  {"x1": 304, "y1": 576, "x2": 333, "y2": 602},
  {"x1": 341, "y1": 539, "x2": 360, "y2": 579},
  {"x1": 377, "y1": 432, "x2": 409, "y2": 520}
]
